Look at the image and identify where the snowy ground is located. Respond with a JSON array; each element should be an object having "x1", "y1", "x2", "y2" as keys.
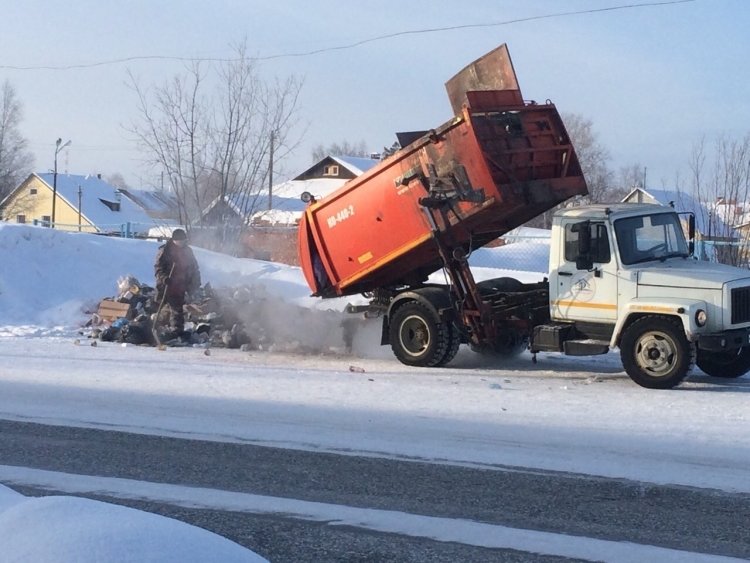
[{"x1": 1, "y1": 223, "x2": 749, "y2": 561}]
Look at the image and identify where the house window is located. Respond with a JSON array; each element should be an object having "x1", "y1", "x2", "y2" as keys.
[
  {"x1": 323, "y1": 164, "x2": 339, "y2": 177},
  {"x1": 100, "y1": 199, "x2": 121, "y2": 212},
  {"x1": 16, "y1": 214, "x2": 26, "y2": 224},
  {"x1": 29, "y1": 187, "x2": 37, "y2": 195},
  {"x1": 41, "y1": 215, "x2": 51, "y2": 228}
]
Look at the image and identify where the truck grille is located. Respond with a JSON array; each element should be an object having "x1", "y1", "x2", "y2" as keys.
[{"x1": 731, "y1": 287, "x2": 750, "y2": 324}]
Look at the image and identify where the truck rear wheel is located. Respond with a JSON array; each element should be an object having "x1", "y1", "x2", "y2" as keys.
[
  {"x1": 435, "y1": 323, "x2": 461, "y2": 367},
  {"x1": 470, "y1": 331, "x2": 527, "y2": 358},
  {"x1": 620, "y1": 316, "x2": 692, "y2": 389},
  {"x1": 697, "y1": 347, "x2": 750, "y2": 378},
  {"x1": 389, "y1": 302, "x2": 451, "y2": 367}
]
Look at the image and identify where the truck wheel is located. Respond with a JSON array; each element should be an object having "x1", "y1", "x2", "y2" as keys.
[
  {"x1": 389, "y1": 302, "x2": 450, "y2": 367},
  {"x1": 470, "y1": 334, "x2": 527, "y2": 358},
  {"x1": 434, "y1": 323, "x2": 461, "y2": 367},
  {"x1": 476, "y1": 277, "x2": 523, "y2": 296},
  {"x1": 620, "y1": 316, "x2": 693, "y2": 389},
  {"x1": 697, "y1": 347, "x2": 750, "y2": 378}
]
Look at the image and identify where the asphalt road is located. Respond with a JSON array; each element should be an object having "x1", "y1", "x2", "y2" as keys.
[{"x1": 1, "y1": 419, "x2": 748, "y2": 562}]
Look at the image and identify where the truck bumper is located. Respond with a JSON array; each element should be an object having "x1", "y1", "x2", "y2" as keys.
[{"x1": 697, "y1": 328, "x2": 750, "y2": 352}]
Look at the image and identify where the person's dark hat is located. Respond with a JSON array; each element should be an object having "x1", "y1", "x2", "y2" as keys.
[{"x1": 171, "y1": 229, "x2": 187, "y2": 241}]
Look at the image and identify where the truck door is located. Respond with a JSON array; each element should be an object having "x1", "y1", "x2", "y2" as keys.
[{"x1": 551, "y1": 221, "x2": 618, "y2": 322}]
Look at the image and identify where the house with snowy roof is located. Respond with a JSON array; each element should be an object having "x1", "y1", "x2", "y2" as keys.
[
  {"x1": 118, "y1": 187, "x2": 179, "y2": 221},
  {"x1": 201, "y1": 154, "x2": 380, "y2": 228},
  {"x1": 251, "y1": 154, "x2": 380, "y2": 226},
  {"x1": 195, "y1": 154, "x2": 380, "y2": 262},
  {"x1": 0, "y1": 173, "x2": 164, "y2": 236},
  {"x1": 621, "y1": 187, "x2": 735, "y2": 240}
]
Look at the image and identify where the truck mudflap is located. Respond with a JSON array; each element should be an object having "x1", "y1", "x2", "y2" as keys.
[{"x1": 697, "y1": 328, "x2": 750, "y2": 352}]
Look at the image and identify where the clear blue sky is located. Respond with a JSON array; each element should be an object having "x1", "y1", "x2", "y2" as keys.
[{"x1": 2, "y1": 0, "x2": 748, "y2": 190}]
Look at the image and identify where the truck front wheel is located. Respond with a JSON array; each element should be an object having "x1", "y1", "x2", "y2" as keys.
[
  {"x1": 389, "y1": 302, "x2": 450, "y2": 367},
  {"x1": 697, "y1": 347, "x2": 750, "y2": 378},
  {"x1": 620, "y1": 316, "x2": 693, "y2": 389}
]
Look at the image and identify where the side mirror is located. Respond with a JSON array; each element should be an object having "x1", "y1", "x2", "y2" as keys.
[
  {"x1": 576, "y1": 255, "x2": 594, "y2": 271},
  {"x1": 688, "y1": 213, "x2": 695, "y2": 256},
  {"x1": 572, "y1": 220, "x2": 593, "y2": 270}
]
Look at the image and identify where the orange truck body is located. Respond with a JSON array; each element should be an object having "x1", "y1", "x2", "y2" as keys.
[{"x1": 298, "y1": 44, "x2": 588, "y2": 297}]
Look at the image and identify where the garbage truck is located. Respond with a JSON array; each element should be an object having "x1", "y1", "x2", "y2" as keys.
[{"x1": 297, "y1": 44, "x2": 750, "y2": 389}]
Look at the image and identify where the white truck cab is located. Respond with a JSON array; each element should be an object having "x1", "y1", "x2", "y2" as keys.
[{"x1": 537, "y1": 203, "x2": 750, "y2": 388}]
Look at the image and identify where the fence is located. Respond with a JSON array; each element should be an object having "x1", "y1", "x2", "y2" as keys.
[
  {"x1": 694, "y1": 239, "x2": 750, "y2": 269},
  {"x1": 32, "y1": 219, "x2": 171, "y2": 239},
  {"x1": 467, "y1": 236, "x2": 550, "y2": 274}
]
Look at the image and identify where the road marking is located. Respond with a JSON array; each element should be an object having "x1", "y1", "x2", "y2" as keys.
[{"x1": 0, "y1": 465, "x2": 744, "y2": 563}]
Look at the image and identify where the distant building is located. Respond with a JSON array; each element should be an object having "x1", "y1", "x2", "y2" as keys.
[
  {"x1": 118, "y1": 188, "x2": 179, "y2": 221},
  {"x1": 200, "y1": 154, "x2": 380, "y2": 229},
  {"x1": 0, "y1": 173, "x2": 169, "y2": 236},
  {"x1": 249, "y1": 155, "x2": 380, "y2": 227},
  {"x1": 196, "y1": 154, "x2": 380, "y2": 262},
  {"x1": 621, "y1": 187, "x2": 734, "y2": 240}
]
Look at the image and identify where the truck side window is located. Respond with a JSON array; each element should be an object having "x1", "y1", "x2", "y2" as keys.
[{"x1": 565, "y1": 222, "x2": 611, "y2": 264}]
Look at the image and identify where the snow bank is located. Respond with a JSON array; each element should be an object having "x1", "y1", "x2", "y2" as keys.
[
  {"x1": 0, "y1": 485, "x2": 265, "y2": 563},
  {"x1": 0, "y1": 223, "x2": 546, "y2": 351}
]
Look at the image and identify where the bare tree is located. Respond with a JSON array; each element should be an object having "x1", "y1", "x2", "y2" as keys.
[
  {"x1": 212, "y1": 42, "x2": 303, "y2": 229},
  {"x1": 311, "y1": 140, "x2": 370, "y2": 162},
  {"x1": 127, "y1": 42, "x2": 302, "y2": 253},
  {"x1": 0, "y1": 80, "x2": 34, "y2": 202},
  {"x1": 525, "y1": 113, "x2": 613, "y2": 228},
  {"x1": 687, "y1": 133, "x2": 750, "y2": 266},
  {"x1": 617, "y1": 163, "x2": 647, "y2": 191},
  {"x1": 562, "y1": 113, "x2": 613, "y2": 204},
  {"x1": 128, "y1": 62, "x2": 209, "y2": 226}
]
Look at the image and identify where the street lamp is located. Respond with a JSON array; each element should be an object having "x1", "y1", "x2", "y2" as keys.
[{"x1": 51, "y1": 137, "x2": 72, "y2": 228}]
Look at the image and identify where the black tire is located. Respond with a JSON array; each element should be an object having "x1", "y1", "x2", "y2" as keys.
[
  {"x1": 620, "y1": 316, "x2": 693, "y2": 389},
  {"x1": 434, "y1": 322, "x2": 461, "y2": 367},
  {"x1": 697, "y1": 347, "x2": 750, "y2": 378},
  {"x1": 470, "y1": 331, "x2": 528, "y2": 358},
  {"x1": 476, "y1": 277, "x2": 523, "y2": 296},
  {"x1": 389, "y1": 301, "x2": 450, "y2": 367}
]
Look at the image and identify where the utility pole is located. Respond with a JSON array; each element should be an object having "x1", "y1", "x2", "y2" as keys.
[
  {"x1": 77, "y1": 184, "x2": 82, "y2": 232},
  {"x1": 51, "y1": 138, "x2": 72, "y2": 228},
  {"x1": 268, "y1": 130, "x2": 275, "y2": 211}
]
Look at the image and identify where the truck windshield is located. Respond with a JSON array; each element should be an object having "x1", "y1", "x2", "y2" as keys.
[{"x1": 614, "y1": 212, "x2": 689, "y2": 265}]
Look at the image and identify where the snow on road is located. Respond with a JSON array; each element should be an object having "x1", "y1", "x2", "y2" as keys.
[{"x1": 1, "y1": 334, "x2": 748, "y2": 494}]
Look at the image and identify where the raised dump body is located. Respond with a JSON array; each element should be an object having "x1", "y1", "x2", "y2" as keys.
[{"x1": 298, "y1": 44, "x2": 588, "y2": 297}]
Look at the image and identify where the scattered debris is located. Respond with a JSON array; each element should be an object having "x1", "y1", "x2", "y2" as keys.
[
  {"x1": 81, "y1": 274, "x2": 353, "y2": 354},
  {"x1": 577, "y1": 375, "x2": 604, "y2": 385}
]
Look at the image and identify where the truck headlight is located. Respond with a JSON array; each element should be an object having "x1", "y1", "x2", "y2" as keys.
[{"x1": 695, "y1": 309, "x2": 707, "y2": 327}]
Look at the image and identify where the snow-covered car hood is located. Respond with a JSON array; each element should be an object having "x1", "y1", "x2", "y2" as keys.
[{"x1": 636, "y1": 258, "x2": 750, "y2": 290}]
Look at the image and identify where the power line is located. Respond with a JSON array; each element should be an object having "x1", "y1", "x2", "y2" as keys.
[{"x1": 1, "y1": 0, "x2": 695, "y2": 71}]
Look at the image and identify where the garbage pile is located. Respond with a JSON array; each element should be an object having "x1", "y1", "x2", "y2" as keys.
[
  {"x1": 84, "y1": 275, "x2": 252, "y2": 348},
  {"x1": 84, "y1": 275, "x2": 354, "y2": 353}
]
